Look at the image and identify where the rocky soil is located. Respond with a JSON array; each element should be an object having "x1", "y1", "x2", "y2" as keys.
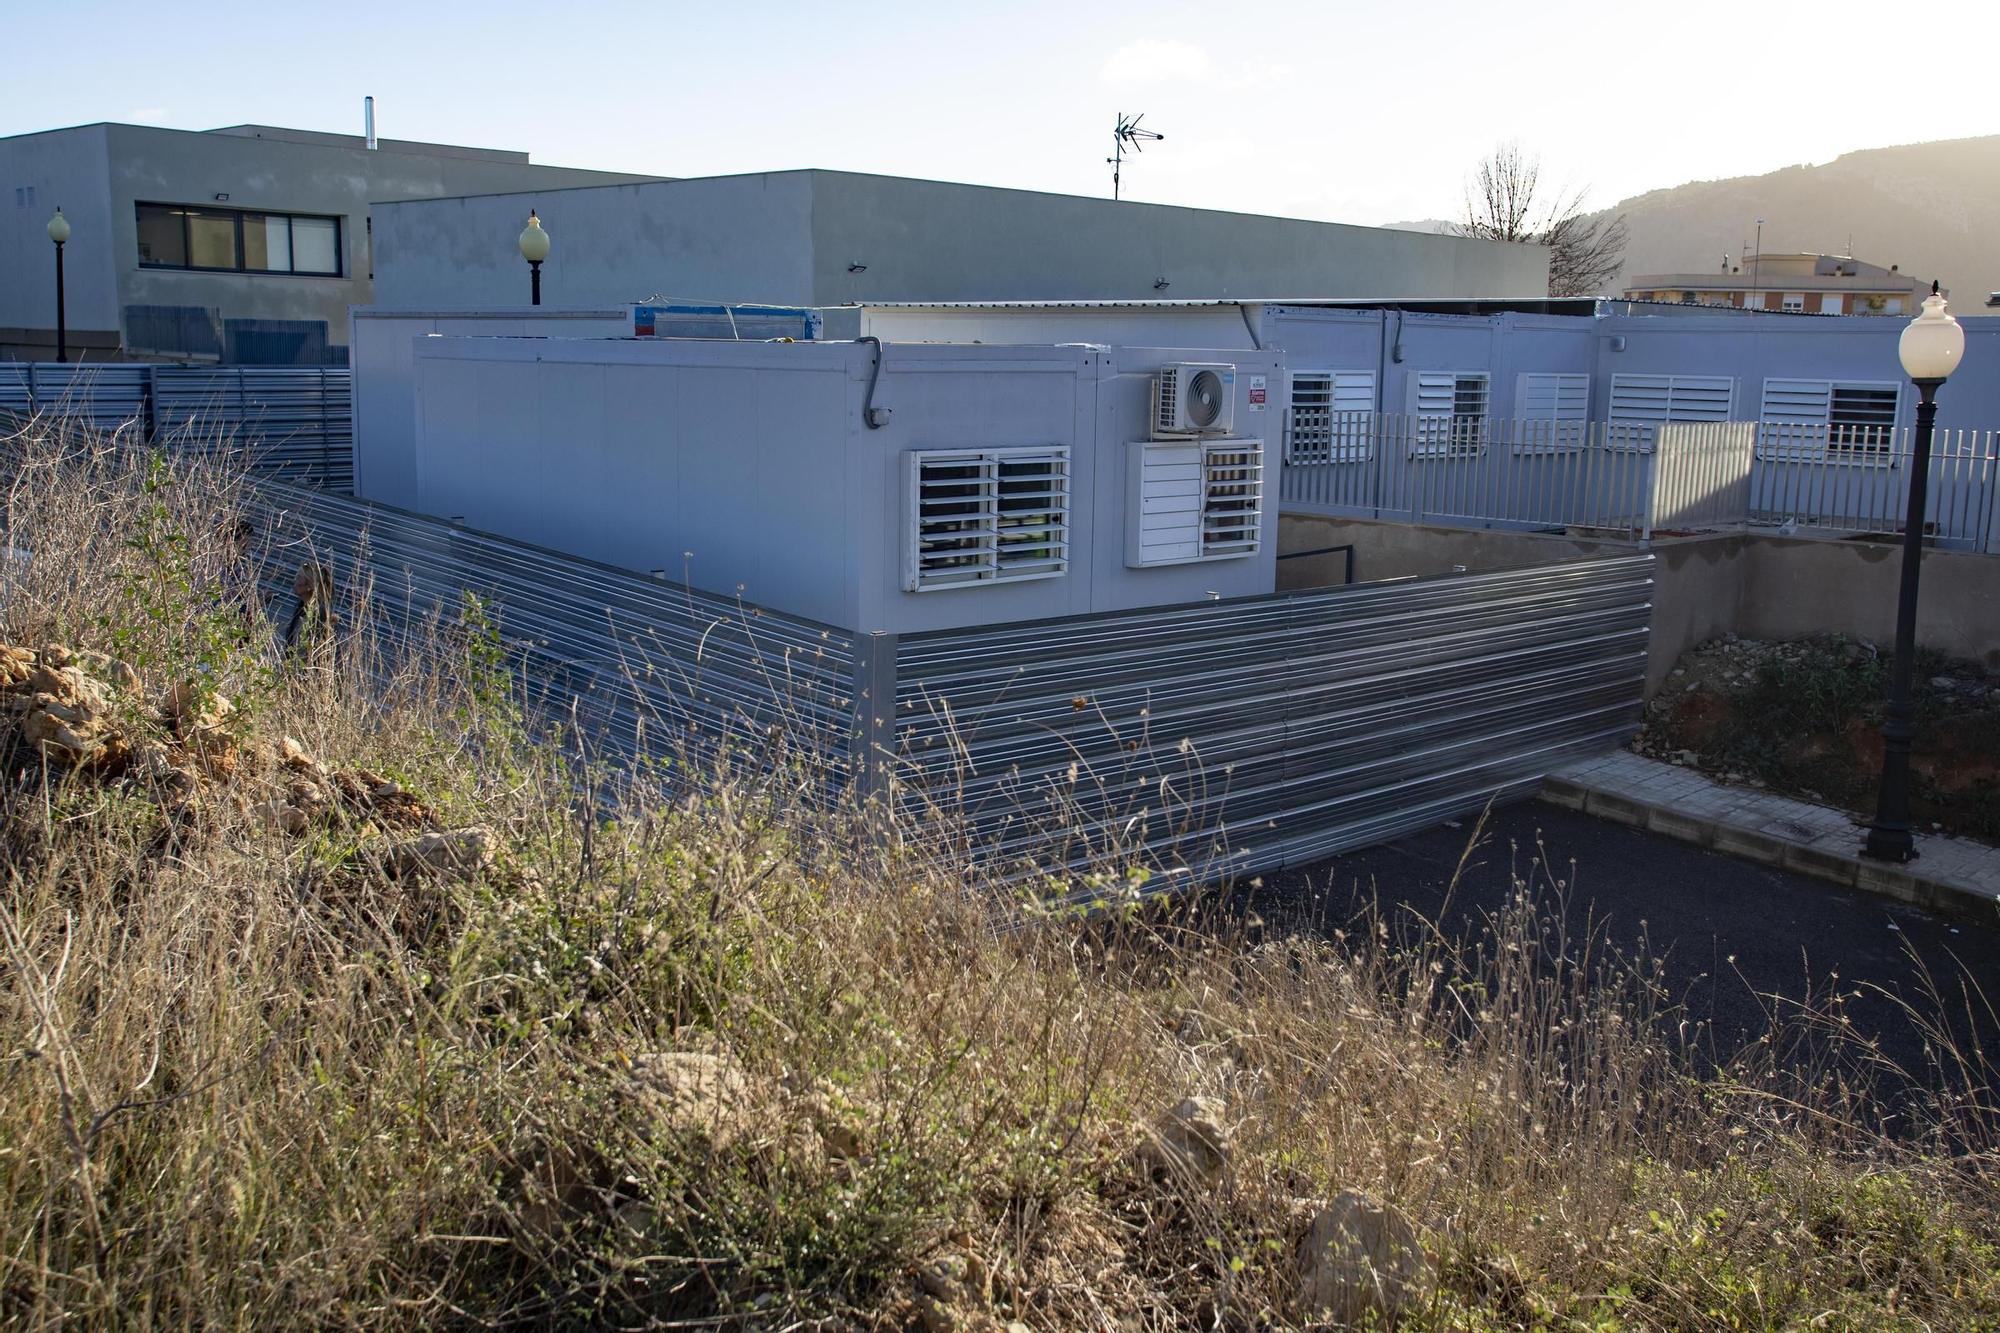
[{"x1": 1635, "y1": 632, "x2": 2000, "y2": 842}]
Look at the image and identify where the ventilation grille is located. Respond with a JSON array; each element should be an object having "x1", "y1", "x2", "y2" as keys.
[
  {"x1": 1126, "y1": 439, "x2": 1263, "y2": 567},
  {"x1": 907, "y1": 447, "x2": 1070, "y2": 591},
  {"x1": 1154, "y1": 367, "x2": 1180, "y2": 436},
  {"x1": 1201, "y1": 442, "x2": 1263, "y2": 554}
]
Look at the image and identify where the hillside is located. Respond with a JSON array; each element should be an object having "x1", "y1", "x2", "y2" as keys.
[
  {"x1": 1604, "y1": 135, "x2": 2000, "y2": 302},
  {"x1": 1, "y1": 425, "x2": 1997, "y2": 1329}
]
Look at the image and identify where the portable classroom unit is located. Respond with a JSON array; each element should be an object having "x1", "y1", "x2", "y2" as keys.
[
  {"x1": 408, "y1": 337, "x2": 1285, "y2": 633},
  {"x1": 349, "y1": 303, "x2": 821, "y2": 508}
]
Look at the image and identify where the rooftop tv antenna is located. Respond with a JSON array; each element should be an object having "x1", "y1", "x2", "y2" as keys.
[{"x1": 1108, "y1": 112, "x2": 1163, "y2": 200}]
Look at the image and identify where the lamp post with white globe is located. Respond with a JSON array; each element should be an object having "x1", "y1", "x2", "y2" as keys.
[
  {"x1": 518, "y1": 210, "x2": 550, "y2": 306},
  {"x1": 1862, "y1": 281, "x2": 1966, "y2": 863},
  {"x1": 47, "y1": 208, "x2": 71, "y2": 363}
]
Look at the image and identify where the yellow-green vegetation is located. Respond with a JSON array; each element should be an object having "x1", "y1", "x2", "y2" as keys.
[{"x1": 1, "y1": 423, "x2": 1995, "y2": 1330}]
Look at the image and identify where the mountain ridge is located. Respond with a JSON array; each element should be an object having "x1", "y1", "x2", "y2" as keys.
[{"x1": 1389, "y1": 136, "x2": 2000, "y2": 304}]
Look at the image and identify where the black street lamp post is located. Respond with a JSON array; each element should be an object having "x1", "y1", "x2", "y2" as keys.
[
  {"x1": 1862, "y1": 282, "x2": 1965, "y2": 863},
  {"x1": 518, "y1": 210, "x2": 549, "y2": 306},
  {"x1": 47, "y1": 208, "x2": 70, "y2": 363}
]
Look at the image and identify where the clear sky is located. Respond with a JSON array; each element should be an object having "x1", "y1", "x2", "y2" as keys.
[{"x1": 4, "y1": 0, "x2": 1994, "y2": 226}]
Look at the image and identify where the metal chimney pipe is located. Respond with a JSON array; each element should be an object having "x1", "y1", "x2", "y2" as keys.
[{"x1": 364, "y1": 96, "x2": 377, "y2": 150}]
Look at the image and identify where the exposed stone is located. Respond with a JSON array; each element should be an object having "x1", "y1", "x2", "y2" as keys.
[
  {"x1": 386, "y1": 825, "x2": 495, "y2": 881},
  {"x1": 1148, "y1": 1094, "x2": 1232, "y2": 1187},
  {"x1": 0, "y1": 643, "x2": 34, "y2": 685},
  {"x1": 19, "y1": 695, "x2": 125, "y2": 769},
  {"x1": 628, "y1": 1051, "x2": 762, "y2": 1149},
  {"x1": 249, "y1": 798, "x2": 309, "y2": 837},
  {"x1": 278, "y1": 735, "x2": 322, "y2": 773},
  {"x1": 160, "y1": 680, "x2": 236, "y2": 749},
  {"x1": 1295, "y1": 1190, "x2": 1429, "y2": 1328}
]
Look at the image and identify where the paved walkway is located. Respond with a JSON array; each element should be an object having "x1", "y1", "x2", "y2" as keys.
[{"x1": 1544, "y1": 749, "x2": 2000, "y2": 922}]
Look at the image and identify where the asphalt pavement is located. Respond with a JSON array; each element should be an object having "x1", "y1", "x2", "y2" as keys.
[{"x1": 1247, "y1": 800, "x2": 2000, "y2": 1109}]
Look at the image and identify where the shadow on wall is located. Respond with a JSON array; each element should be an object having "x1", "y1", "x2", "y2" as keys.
[
  {"x1": 122, "y1": 305, "x2": 341, "y2": 365},
  {"x1": 1279, "y1": 514, "x2": 2000, "y2": 690}
]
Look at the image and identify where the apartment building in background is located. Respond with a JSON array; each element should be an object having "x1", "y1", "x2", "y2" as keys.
[{"x1": 1623, "y1": 253, "x2": 1931, "y2": 316}]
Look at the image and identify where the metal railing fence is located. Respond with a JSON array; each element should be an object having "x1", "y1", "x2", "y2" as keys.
[
  {"x1": 1748, "y1": 425, "x2": 1997, "y2": 551},
  {"x1": 1282, "y1": 412, "x2": 1998, "y2": 551},
  {"x1": 0, "y1": 362, "x2": 352, "y2": 490}
]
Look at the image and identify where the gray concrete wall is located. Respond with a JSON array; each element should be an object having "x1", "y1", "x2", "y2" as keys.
[
  {"x1": 0, "y1": 126, "x2": 119, "y2": 357},
  {"x1": 2, "y1": 121, "x2": 651, "y2": 361},
  {"x1": 804, "y1": 172, "x2": 1549, "y2": 305},
  {"x1": 1740, "y1": 537, "x2": 2000, "y2": 670},
  {"x1": 1277, "y1": 513, "x2": 1999, "y2": 690},
  {"x1": 370, "y1": 169, "x2": 1550, "y2": 312},
  {"x1": 371, "y1": 175, "x2": 819, "y2": 310}
]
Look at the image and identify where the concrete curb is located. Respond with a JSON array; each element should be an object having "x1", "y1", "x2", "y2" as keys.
[{"x1": 1538, "y1": 776, "x2": 2000, "y2": 924}]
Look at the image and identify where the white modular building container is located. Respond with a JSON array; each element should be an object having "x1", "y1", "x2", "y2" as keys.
[
  {"x1": 349, "y1": 303, "x2": 821, "y2": 509},
  {"x1": 408, "y1": 337, "x2": 1285, "y2": 634}
]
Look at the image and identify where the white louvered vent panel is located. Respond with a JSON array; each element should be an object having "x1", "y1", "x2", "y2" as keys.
[
  {"x1": 1127, "y1": 439, "x2": 1261, "y2": 566},
  {"x1": 906, "y1": 447, "x2": 1069, "y2": 591},
  {"x1": 1515, "y1": 373, "x2": 1588, "y2": 450},
  {"x1": 1761, "y1": 378, "x2": 1835, "y2": 421},
  {"x1": 1607, "y1": 374, "x2": 1734, "y2": 450},
  {"x1": 1759, "y1": 378, "x2": 1835, "y2": 460},
  {"x1": 1287, "y1": 370, "x2": 1375, "y2": 462}
]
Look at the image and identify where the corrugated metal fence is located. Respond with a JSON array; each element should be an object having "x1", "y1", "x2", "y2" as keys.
[
  {"x1": 0, "y1": 363, "x2": 153, "y2": 435},
  {"x1": 888, "y1": 556, "x2": 1654, "y2": 893},
  {"x1": 154, "y1": 367, "x2": 353, "y2": 491},
  {"x1": 0, "y1": 363, "x2": 353, "y2": 491},
  {"x1": 247, "y1": 482, "x2": 859, "y2": 776},
  {"x1": 241, "y1": 483, "x2": 1651, "y2": 893}
]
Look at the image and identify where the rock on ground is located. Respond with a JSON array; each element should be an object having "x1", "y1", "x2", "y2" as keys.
[{"x1": 1295, "y1": 1190, "x2": 1429, "y2": 1328}]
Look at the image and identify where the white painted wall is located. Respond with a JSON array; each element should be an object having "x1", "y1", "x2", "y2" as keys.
[
  {"x1": 409, "y1": 337, "x2": 1283, "y2": 633},
  {"x1": 349, "y1": 306, "x2": 629, "y2": 506},
  {"x1": 372, "y1": 169, "x2": 1550, "y2": 311},
  {"x1": 373, "y1": 174, "x2": 819, "y2": 310}
]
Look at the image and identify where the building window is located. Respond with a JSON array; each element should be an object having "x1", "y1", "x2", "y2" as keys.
[
  {"x1": 1781, "y1": 293, "x2": 1806, "y2": 312},
  {"x1": 905, "y1": 447, "x2": 1070, "y2": 591},
  {"x1": 1199, "y1": 441, "x2": 1263, "y2": 556},
  {"x1": 135, "y1": 202, "x2": 343, "y2": 276},
  {"x1": 1758, "y1": 379, "x2": 1900, "y2": 460},
  {"x1": 1828, "y1": 384, "x2": 1900, "y2": 456},
  {"x1": 1408, "y1": 372, "x2": 1489, "y2": 457},
  {"x1": 1285, "y1": 370, "x2": 1374, "y2": 463}
]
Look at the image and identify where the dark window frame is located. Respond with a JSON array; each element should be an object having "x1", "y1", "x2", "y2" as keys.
[{"x1": 134, "y1": 201, "x2": 345, "y2": 278}]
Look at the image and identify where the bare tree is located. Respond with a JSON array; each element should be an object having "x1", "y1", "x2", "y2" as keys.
[{"x1": 1456, "y1": 142, "x2": 1629, "y2": 298}]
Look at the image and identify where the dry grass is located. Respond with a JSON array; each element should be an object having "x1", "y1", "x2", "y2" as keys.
[{"x1": 0, "y1": 419, "x2": 1996, "y2": 1331}]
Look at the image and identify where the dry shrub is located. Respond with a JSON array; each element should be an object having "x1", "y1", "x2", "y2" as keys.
[{"x1": 0, "y1": 416, "x2": 1994, "y2": 1330}]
